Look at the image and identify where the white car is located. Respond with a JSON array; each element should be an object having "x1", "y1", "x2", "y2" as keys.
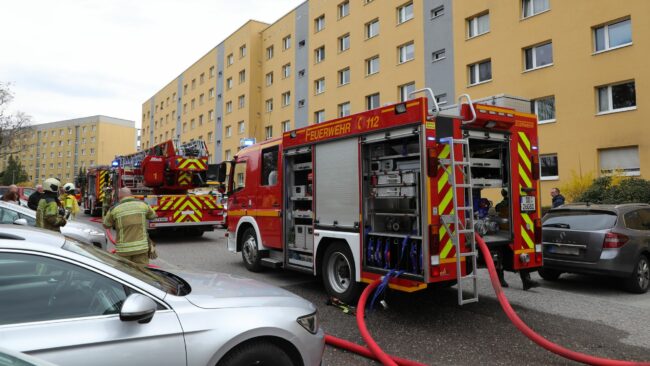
[{"x1": 0, "y1": 201, "x2": 106, "y2": 250}]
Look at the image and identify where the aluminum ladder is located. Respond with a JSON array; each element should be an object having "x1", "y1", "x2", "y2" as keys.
[{"x1": 438, "y1": 137, "x2": 479, "y2": 305}]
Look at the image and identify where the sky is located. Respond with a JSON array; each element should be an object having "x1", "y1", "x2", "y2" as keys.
[{"x1": 0, "y1": 0, "x2": 304, "y2": 128}]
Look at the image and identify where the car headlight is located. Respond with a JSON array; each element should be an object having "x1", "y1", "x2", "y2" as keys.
[{"x1": 297, "y1": 311, "x2": 319, "y2": 334}]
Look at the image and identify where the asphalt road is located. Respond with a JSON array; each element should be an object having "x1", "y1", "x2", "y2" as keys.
[{"x1": 86, "y1": 217, "x2": 650, "y2": 366}]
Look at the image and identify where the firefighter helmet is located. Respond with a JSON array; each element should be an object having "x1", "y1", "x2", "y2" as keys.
[
  {"x1": 44, "y1": 178, "x2": 61, "y2": 193},
  {"x1": 63, "y1": 183, "x2": 76, "y2": 194}
]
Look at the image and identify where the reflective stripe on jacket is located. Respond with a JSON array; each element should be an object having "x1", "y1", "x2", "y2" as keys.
[{"x1": 103, "y1": 197, "x2": 156, "y2": 254}]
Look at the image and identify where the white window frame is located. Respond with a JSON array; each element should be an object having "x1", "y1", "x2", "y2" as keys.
[
  {"x1": 432, "y1": 49, "x2": 446, "y2": 62},
  {"x1": 338, "y1": 1, "x2": 350, "y2": 19},
  {"x1": 521, "y1": 0, "x2": 550, "y2": 19},
  {"x1": 338, "y1": 102, "x2": 351, "y2": 117},
  {"x1": 533, "y1": 96, "x2": 556, "y2": 124},
  {"x1": 226, "y1": 126, "x2": 232, "y2": 137},
  {"x1": 467, "y1": 12, "x2": 490, "y2": 38},
  {"x1": 593, "y1": 18, "x2": 632, "y2": 54},
  {"x1": 366, "y1": 93, "x2": 380, "y2": 110},
  {"x1": 282, "y1": 120, "x2": 291, "y2": 132},
  {"x1": 431, "y1": 5, "x2": 444, "y2": 19},
  {"x1": 282, "y1": 63, "x2": 291, "y2": 78},
  {"x1": 399, "y1": 82, "x2": 415, "y2": 102},
  {"x1": 314, "y1": 110, "x2": 325, "y2": 124},
  {"x1": 398, "y1": 42, "x2": 415, "y2": 64},
  {"x1": 315, "y1": 46, "x2": 325, "y2": 63},
  {"x1": 238, "y1": 95, "x2": 245, "y2": 109},
  {"x1": 265, "y1": 99, "x2": 273, "y2": 112},
  {"x1": 597, "y1": 81, "x2": 637, "y2": 115},
  {"x1": 315, "y1": 78, "x2": 325, "y2": 95},
  {"x1": 366, "y1": 56, "x2": 380, "y2": 75},
  {"x1": 226, "y1": 101, "x2": 232, "y2": 113},
  {"x1": 524, "y1": 42, "x2": 553, "y2": 71},
  {"x1": 266, "y1": 45, "x2": 274, "y2": 60},
  {"x1": 540, "y1": 153, "x2": 559, "y2": 181},
  {"x1": 339, "y1": 33, "x2": 350, "y2": 52},
  {"x1": 283, "y1": 35, "x2": 291, "y2": 50},
  {"x1": 599, "y1": 146, "x2": 640, "y2": 177},
  {"x1": 468, "y1": 60, "x2": 492, "y2": 86},
  {"x1": 266, "y1": 72, "x2": 274, "y2": 86},
  {"x1": 238, "y1": 121, "x2": 245, "y2": 134},
  {"x1": 282, "y1": 92, "x2": 291, "y2": 107},
  {"x1": 315, "y1": 15, "x2": 325, "y2": 32},
  {"x1": 265, "y1": 126, "x2": 273, "y2": 140},
  {"x1": 227, "y1": 54, "x2": 234, "y2": 66},
  {"x1": 397, "y1": 2, "x2": 414, "y2": 24},
  {"x1": 338, "y1": 68, "x2": 350, "y2": 86},
  {"x1": 366, "y1": 19, "x2": 379, "y2": 39}
]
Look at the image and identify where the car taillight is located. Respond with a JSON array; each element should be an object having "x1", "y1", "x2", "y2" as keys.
[{"x1": 603, "y1": 232, "x2": 629, "y2": 249}]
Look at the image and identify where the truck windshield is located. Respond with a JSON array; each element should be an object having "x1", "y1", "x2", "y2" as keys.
[{"x1": 543, "y1": 210, "x2": 617, "y2": 231}]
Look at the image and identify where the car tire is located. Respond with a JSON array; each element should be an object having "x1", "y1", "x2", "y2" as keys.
[
  {"x1": 217, "y1": 340, "x2": 295, "y2": 366},
  {"x1": 322, "y1": 242, "x2": 363, "y2": 304},
  {"x1": 241, "y1": 227, "x2": 263, "y2": 272},
  {"x1": 625, "y1": 255, "x2": 649, "y2": 294},
  {"x1": 538, "y1": 268, "x2": 562, "y2": 281}
]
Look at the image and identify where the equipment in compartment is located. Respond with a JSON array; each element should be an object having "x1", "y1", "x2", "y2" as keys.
[
  {"x1": 365, "y1": 233, "x2": 423, "y2": 275},
  {"x1": 285, "y1": 149, "x2": 315, "y2": 268},
  {"x1": 292, "y1": 185, "x2": 307, "y2": 198}
]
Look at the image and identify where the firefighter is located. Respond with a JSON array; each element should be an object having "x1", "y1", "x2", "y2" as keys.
[
  {"x1": 101, "y1": 186, "x2": 113, "y2": 218},
  {"x1": 103, "y1": 187, "x2": 157, "y2": 266},
  {"x1": 60, "y1": 183, "x2": 80, "y2": 219},
  {"x1": 36, "y1": 178, "x2": 67, "y2": 232}
]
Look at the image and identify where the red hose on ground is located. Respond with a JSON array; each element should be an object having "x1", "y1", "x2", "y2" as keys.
[
  {"x1": 474, "y1": 233, "x2": 650, "y2": 366},
  {"x1": 325, "y1": 335, "x2": 426, "y2": 366}
]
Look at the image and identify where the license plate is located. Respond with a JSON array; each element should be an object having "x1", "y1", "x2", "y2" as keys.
[
  {"x1": 182, "y1": 210, "x2": 195, "y2": 215},
  {"x1": 151, "y1": 217, "x2": 169, "y2": 223},
  {"x1": 520, "y1": 196, "x2": 536, "y2": 212},
  {"x1": 549, "y1": 246, "x2": 580, "y2": 256}
]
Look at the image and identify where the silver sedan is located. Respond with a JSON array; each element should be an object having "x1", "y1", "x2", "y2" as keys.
[{"x1": 0, "y1": 225, "x2": 324, "y2": 366}]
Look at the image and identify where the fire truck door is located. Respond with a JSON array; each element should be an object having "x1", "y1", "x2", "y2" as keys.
[
  {"x1": 227, "y1": 158, "x2": 251, "y2": 234},
  {"x1": 256, "y1": 146, "x2": 282, "y2": 249}
]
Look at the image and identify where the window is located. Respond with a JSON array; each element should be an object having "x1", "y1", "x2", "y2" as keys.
[
  {"x1": 338, "y1": 1, "x2": 350, "y2": 18},
  {"x1": 282, "y1": 120, "x2": 291, "y2": 132},
  {"x1": 532, "y1": 96, "x2": 556, "y2": 123},
  {"x1": 599, "y1": 146, "x2": 640, "y2": 176},
  {"x1": 239, "y1": 70, "x2": 246, "y2": 84},
  {"x1": 199, "y1": 114, "x2": 204, "y2": 126},
  {"x1": 467, "y1": 12, "x2": 490, "y2": 38},
  {"x1": 209, "y1": 88, "x2": 215, "y2": 99},
  {"x1": 266, "y1": 99, "x2": 274, "y2": 112},
  {"x1": 624, "y1": 209, "x2": 650, "y2": 231},
  {"x1": 298, "y1": 69, "x2": 305, "y2": 78},
  {"x1": 261, "y1": 146, "x2": 279, "y2": 186},
  {"x1": 398, "y1": 42, "x2": 415, "y2": 63},
  {"x1": 397, "y1": 2, "x2": 414, "y2": 24},
  {"x1": 226, "y1": 77, "x2": 233, "y2": 89},
  {"x1": 366, "y1": 93, "x2": 380, "y2": 110},
  {"x1": 338, "y1": 68, "x2": 350, "y2": 85},
  {"x1": 315, "y1": 15, "x2": 325, "y2": 32},
  {"x1": 283, "y1": 35, "x2": 291, "y2": 50},
  {"x1": 209, "y1": 110, "x2": 214, "y2": 121},
  {"x1": 399, "y1": 82, "x2": 415, "y2": 102},
  {"x1": 225, "y1": 149, "x2": 232, "y2": 161},
  {"x1": 226, "y1": 101, "x2": 233, "y2": 113},
  {"x1": 90, "y1": 148, "x2": 95, "y2": 155},
  {"x1": 468, "y1": 60, "x2": 492, "y2": 85},
  {"x1": 594, "y1": 19, "x2": 632, "y2": 53},
  {"x1": 191, "y1": 99, "x2": 196, "y2": 110},
  {"x1": 522, "y1": 0, "x2": 549, "y2": 18},
  {"x1": 282, "y1": 92, "x2": 291, "y2": 107},
  {"x1": 431, "y1": 5, "x2": 444, "y2": 19},
  {"x1": 183, "y1": 123, "x2": 187, "y2": 133},
  {"x1": 200, "y1": 73, "x2": 205, "y2": 84},
  {"x1": 366, "y1": 19, "x2": 379, "y2": 38},
  {"x1": 208, "y1": 132, "x2": 213, "y2": 142},
  {"x1": 239, "y1": 44, "x2": 247, "y2": 58},
  {"x1": 338, "y1": 33, "x2": 350, "y2": 52},
  {"x1": 266, "y1": 46, "x2": 274, "y2": 60},
  {"x1": 266, "y1": 72, "x2": 274, "y2": 86},
  {"x1": 209, "y1": 66, "x2": 215, "y2": 78},
  {"x1": 540, "y1": 154, "x2": 559, "y2": 179},
  {"x1": 524, "y1": 42, "x2": 553, "y2": 70},
  {"x1": 597, "y1": 81, "x2": 636, "y2": 113},
  {"x1": 282, "y1": 63, "x2": 291, "y2": 78},
  {"x1": 238, "y1": 95, "x2": 245, "y2": 109},
  {"x1": 191, "y1": 79, "x2": 196, "y2": 90},
  {"x1": 338, "y1": 102, "x2": 351, "y2": 117},
  {"x1": 265, "y1": 126, "x2": 273, "y2": 140},
  {"x1": 238, "y1": 121, "x2": 245, "y2": 133},
  {"x1": 432, "y1": 49, "x2": 446, "y2": 62},
  {"x1": 226, "y1": 125, "x2": 232, "y2": 137},
  {"x1": 366, "y1": 55, "x2": 380, "y2": 75},
  {"x1": 314, "y1": 110, "x2": 325, "y2": 123},
  {"x1": 315, "y1": 46, "x2": 325, "y2": 63},
  {"x1": 199, "y1": 94, "x2": 205, "y2": 105},
  {"x1": 435, "y1": 93, "x2": 448, "y2": 105},
  {"x1": 233, "y1": 161, "x2": 246, "y2": 190},
  {"x1": 227, "y1": 53, "x2": 234, "y2": 65},
  {"x1": 315, "y1": 78, "x2": 325, "y2": 94}
]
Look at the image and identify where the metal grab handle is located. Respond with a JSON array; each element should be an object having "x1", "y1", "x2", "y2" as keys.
[
  {"x1": 409, "y1": 88, "x2": 440, "y2": 117},
  {"x1": 457, "y1": 94, "x2": 476, "y2": 124}
]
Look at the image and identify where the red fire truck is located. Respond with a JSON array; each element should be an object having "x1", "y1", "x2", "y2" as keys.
[
  {"x1": 109, "y1": 139, "x2": 224, "y2": 236},
  {"x1": 216, "y1": 93, "x2": 542, "y2": 304},
  {"x1": 84, "y1": 166, "x2": 112, "y2": 216}
]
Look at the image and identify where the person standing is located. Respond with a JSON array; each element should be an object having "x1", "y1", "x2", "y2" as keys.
[
  {"x1": 551, "y1": 187, "x2": 565, "y2": 208},
  {"x1": 27, "y1": 185, "x2": 44, "y2": 210},
  {"x1": 36, "y1": 178, "x2": 67, "y2": 232},
  {"x1": 1, "y1": 184, "x2": 20, "y2": 204},
  {"x1": 60, "y1": 183, "x2": 80, "y2": 219},
  {"x1": 103, "y1": 187, "x2": 156, "y2": 266}
]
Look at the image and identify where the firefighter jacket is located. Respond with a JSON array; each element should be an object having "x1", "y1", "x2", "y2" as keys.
[
  {"x1": 60, "y1": 193, "x2": 80, "y2": 218},
  {"x1": 36, "y1": 195, "x2": 66, "y2": 232},
  {"x1": 103, "y1": 197, "x2": 156, "y2": 255}
]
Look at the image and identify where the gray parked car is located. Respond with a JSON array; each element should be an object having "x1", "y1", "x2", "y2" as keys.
[
  {"x1": 0, "y1": 201, "x2": 106, "y2": 250},
  {"x1": 541, "y1": 203, "x2": 650, "y2": 293},
  {"x1": 0, "y1": 225, "x2": 324, "y2": 366},
  {"x1": 0, "y1": 346, "x2": 58, "y2": 366}
]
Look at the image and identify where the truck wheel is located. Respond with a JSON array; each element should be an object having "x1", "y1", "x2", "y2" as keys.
[
  {"x1": 217, "y1": 340, "x2": 295, "y2": 366},
  {"x1": 241, "y1": 227, "x2": 262, "y2": 272},
  {"x1": 322, "y1": 242, "x2": 362, "y2": 304},
  {"x1": 625, "y1": 255, "x2": 649, "y2": 294},
  {"x1": 538, "y1": 268, "x2": 562, "y2": 281}
]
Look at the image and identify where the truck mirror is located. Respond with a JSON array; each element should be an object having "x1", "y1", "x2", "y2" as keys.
[{"x1": 216, "y1": 162, "x2": 227, "y2": 183}]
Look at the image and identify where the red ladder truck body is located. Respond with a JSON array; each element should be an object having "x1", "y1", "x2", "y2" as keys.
[{"x1": 218, "y1": 94, "x2": 542, "y2": 304}]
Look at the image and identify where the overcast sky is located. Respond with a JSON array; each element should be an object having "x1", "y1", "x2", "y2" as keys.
[{"x1": 0, "y1": 0, "x2": 303, "y2": 128}]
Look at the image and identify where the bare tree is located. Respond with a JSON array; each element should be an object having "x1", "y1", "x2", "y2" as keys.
[{"x1": 0, "y1": 82, "x2": 32, "y2": 158}]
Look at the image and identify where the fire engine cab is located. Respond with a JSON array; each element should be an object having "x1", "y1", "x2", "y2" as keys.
[{"x1": 218, "y1": 92, "x2": 542, "y2": 304}]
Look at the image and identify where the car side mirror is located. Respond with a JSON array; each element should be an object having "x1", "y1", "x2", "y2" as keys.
[
  {"x1": 13, "y1": 218, "x2": 28, "y2": 226},
  {"x1": 120, "y1": 293, "x2": 157, "y2": 324}
]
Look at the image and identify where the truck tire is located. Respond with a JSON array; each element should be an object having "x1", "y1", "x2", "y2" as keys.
[
  {"x1": 241, "y1": 227, "x2": 263, "y2": 272},
  {"x1": 538, "y1": 268, "x2": 562, "y2": 281},
  {"x1": 322, "y1": 242, "x2": 363, "y2": 304},
  {"x1": 625, "y1": 255, "x2": 649, "y2": 294},
  {"x1": 217, "y1": 340, "x2": 295, "y2": 366}
]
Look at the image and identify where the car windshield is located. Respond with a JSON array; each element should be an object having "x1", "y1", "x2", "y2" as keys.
[
  {"x1": 543, "y1": 210, "x2": 617, "y2": 231},
  {"x1": 62, "y1": 240, "x2": 190, "y2": 295}
]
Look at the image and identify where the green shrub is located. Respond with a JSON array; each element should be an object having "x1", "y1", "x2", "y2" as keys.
[{"x1": 576, "y1": 176, "x2": 650, "y2": 204}]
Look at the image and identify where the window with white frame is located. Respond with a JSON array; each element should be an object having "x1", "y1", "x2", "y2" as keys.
[
  {"x1": 239, "y1": 45, "x2": 247, "y2": 58},
  {"x1": 314, "y1": 110, "x2": 325, "y2": 123},
  {"x1": 225, "y1": 150, "x2": 232, "y2": 161},
  {"x1": 467, "y1": 12, "x2": 490, "y2": 38},
  {"x1": 199, "y1": 114, "x2": 204, "y2": 126},
  {"x1": 282, "y1": 63, "x2": 291, "y2": 78},
  {"x1": 366, "y1": 55, "x2": 380, "y2": 75},
  {"x1": 200, "y1": 73, "x2": 205, "y2": 84},
  {"x1": 397, "y1": 2, "x2": 414, "y2": 24},
  {"x1": 238, "y1": 121, "x2": 245, "y2": 134},
  {"x1": 191, "y1": 119, "x2": 195, "y2": 129},
  {"x1": 227, "y1": 54, "x2": 234, "y2": 66},
  {"x1": 338, "y1": 102, "x2": 351, "y2": 117},
  {"x1": 338, "y1": 68, "x2": 350, "y2": 85},
  {"x1": 431, "y1": 5, "x2": 444, "y2": 19},
  {"x1": 432, "y1": 49, "x2": 446, "y2": 62},
  {"x1": 209, "y1": 66, "x2": 215, "y2": 78},
  {"x1": 266, "y1": 72, "x2": 274, "y2": 86},
  {"x1": 522, "y1": 0, "x2": 549, "y2": 18},
  {"x1": 315, "y1": 78, "x2": 325, "y2": 94},
  {"x1": 209, "y1": 88, "x2": 215, "y2": 99},
  {"x1": 594, "y1": 18, "x2": 632, "y2": 53},
  {"x1": 282, "y1": 120, "x2": 291, "y2": 132},
  {"x1": 283, "y1": 35, "x2": 291, "y2": 50},
  {"x1": 532, "y1": 96, "x2": 556, "y2": 123},
  {"x1": 239, "y1": 70, "x2": 246, "y2": 84},
  {"x1": 265, "y1": 126, "x2": 273, "y2": 140},
  {"x1": 315, "y1": 15, "x2": 325, "y2": 32},
  {"x1": 226, "y1": 101, "x2": 232, "y2": 113},
  {"x1": 366, "y1": 19, "x2": 379, "y2": 38},
  {"x1": 524, "y1": 42, "x2": 553, "y2": 70},
  {"x1": 282, "y1": 92, "x2": 291, "y2": 107},
  {"x1": 191, "y1": 79, "x2": 196, "y2": 90},
  {"x1": 398, "y1": 42, "x2": 415, "y2": 63},
  {"x1": 208, "y1": 132, "x2": 213, "y2": 142},
  {"x1": 266, "y1": 45, "x2": 274, "y2": 60},
  {"x1": 238, "y1": 95, "x2": 245, "y2": 109},
  {"x1": 226, "y1": 125, "x2": 232, "y2": 137},
  {"x1": 338, "y1": 33, "x2": 350, "y2": 52},
  {"x1": 540, "y1": 154, "x2": 558, "y2": 179},
  {"x1": 399, "y1": 82, "x2": 415, "y2": 102},
  {"x1": 191, "y1": 99, "x2": 196, "y2": 110},
  {"x1": 226, "y1": 77, "x2": 233, "y2": 89},
  {"x1": 435, "y1": 93, "x2": 447, "y2": 105},
  {"x1": 199, "y1": 94, "x2": 205, "y2": 105},
  {"x1": 338, "y1": 1, "x2": 349, "y2": 18},
  {"x1": 599, "y1": 146, "x2": 640, "y2": 176},
  {"x1": 266, "y1": 99, "x2": 274, "y2": 112},
  {"x1": 597, "y1": 81, "x2": 636, "y2": 113},
  {"x1": 315, "y1": 46, "x2": 325, "y2": 63},
  {"x1": 468, "y1": 59, "x2": 492, "y2": 85},
  {"x1": 366, "y1": 93, "x2": 380, "y2": 110}
]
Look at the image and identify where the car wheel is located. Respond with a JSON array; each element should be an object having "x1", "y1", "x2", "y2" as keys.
[
  {"x1": 625, "y1": 255, "x2": 649, "y2": 294},
  {"x1": 217, "y1": 340, "x2": 295, "y2": 366},
  {"x1": 538, "y1": 268, "x2": 562, "y2": 281},
  {"x1": 322, "y1": 242, "x2": 362, "y2": 304},
  {"x1": 241, "y1": 227, "x2": 262, "y2": 272}
]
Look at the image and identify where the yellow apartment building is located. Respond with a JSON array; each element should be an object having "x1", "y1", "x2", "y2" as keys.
[
  {"x1": 143, "y1": 0, "x2": 648, "y2": 206},
  {"x1": 0, "y1": 115, "x2": 136, "y2": 186}
]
